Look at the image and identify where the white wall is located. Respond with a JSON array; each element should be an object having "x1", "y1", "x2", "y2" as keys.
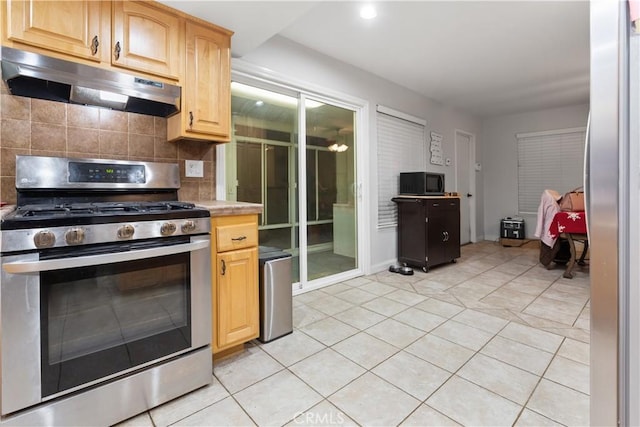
[
  {"x1": 237, "y1": 36, "x2": 482, "y2": 273},
  {"x1": 481, "y1": 104, "x2": 590, "y2": 241}
]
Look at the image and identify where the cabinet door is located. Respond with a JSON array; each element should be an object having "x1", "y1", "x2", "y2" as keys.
[
  {"x1": 426, "y1": 208, "x2": 449, "y2": 267},
  {"x1": 111, "y1": 1, "x2": 180, "y2": 79},
  {"x1": 184, "y1": 21, "x2": 231, "y2": 139},
  {"x1": 444, "y1": 199, "x2": 461, "y2": 260},
  {"x1": 5, "y1": 0, "x2": 105, "y2": 61},
  {"x1": 215, "y1": 247, "x2": 259, "y2": 350},
  {"x1": 396, "y1": 199, "x2": 427, "y2": 267}
]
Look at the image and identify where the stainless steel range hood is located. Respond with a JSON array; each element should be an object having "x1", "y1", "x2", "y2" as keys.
[{"x1": 1, "y1": 47, "x2": 180, "y2": 117}]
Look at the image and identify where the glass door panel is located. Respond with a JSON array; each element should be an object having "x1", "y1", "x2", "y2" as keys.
[
  {"x1": 230, "y1": 82, "x2": 300, "y2": 283},
  {"x1": 236, "y1": 142, "x2": 261, "y2": 204},
  {"x1": 305, "y1": 100, "x2": 357, "y2": 281},
  {"x1": 266, "y1": 144, "x2": 289, "y2": 224},
  {"x1": 230, "y1": 82, "x2": 358, "y2": 286}
]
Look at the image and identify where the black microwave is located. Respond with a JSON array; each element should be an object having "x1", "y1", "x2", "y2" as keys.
[{"x1": 399, "y1": 172, "x2": 445, "y2": 195}]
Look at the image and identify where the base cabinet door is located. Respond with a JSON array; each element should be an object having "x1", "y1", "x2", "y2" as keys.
[
  {"x1": 426, "y1": 209, "x2": 449, "y2": 268},
  {"x1": 211, "y1": 214, "x2": 259, "y2": 354},
  {"x1": 215, "y1": 248, "x2": 259, "y2": 350},
  {"x1": 443, "y1": 199, "x2": 461, "y2": 261},
  {"x1": 396, "y1": 198, "x2": 427, "y2": 267},
  {"x1": 426, "y1": 198, "x2": 460, "y2": 268}
]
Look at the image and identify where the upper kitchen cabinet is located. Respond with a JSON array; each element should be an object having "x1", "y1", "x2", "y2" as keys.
[
  {"x1": 167, "y1": 20, "x2": 232, "y2": 143},
  {"x1": 111, "y1": 1, "x2": 180, "y2": 80},
  {"x1": 3, "y1": 0, "x2": 109, "y2": 62},
  {"x1": 2, "y1": 0, "x2": 181, "y2": 81}
]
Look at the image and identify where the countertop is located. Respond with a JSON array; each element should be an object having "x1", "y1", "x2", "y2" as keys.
[{"x1": 193, "y1": 200, "x2": 263, "y2": 217}]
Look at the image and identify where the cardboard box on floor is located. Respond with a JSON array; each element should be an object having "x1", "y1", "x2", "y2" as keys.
[{"x1": 500, "y1": 238, "x2": 531, "y2": 247}]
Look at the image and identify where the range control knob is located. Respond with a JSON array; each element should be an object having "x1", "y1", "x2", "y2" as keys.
[
  {"x1": 65, "y1": 227, "x2": 86, "y2": 245},
  {"x1": 117, "y1": 224, "x2": 135, "y2": 239},
  {"x1": 181, "y1": 220, "x2": 196, "y2": 234},
  {"x1": 160, "y1": 222, "x2": 177, "y2": 236},
  {"x1": 33, "y1": 230, "x2": 55, "y2": 248}
]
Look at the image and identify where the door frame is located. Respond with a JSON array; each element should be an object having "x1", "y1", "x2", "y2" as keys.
[
  {"x1": 222, "y1": 62, "x2": 370, "y2": 294},
  {"x1": 454, "y1": 129, "x2": 477, "y2": 243}
]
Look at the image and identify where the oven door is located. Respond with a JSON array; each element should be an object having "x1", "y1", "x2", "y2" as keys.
[{"x1": 0, "y1": 235, "x2": 211, "y2": 416}]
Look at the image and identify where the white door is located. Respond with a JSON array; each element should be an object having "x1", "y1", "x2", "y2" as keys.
[{"x1": 455, "y1": 130, "x2": 475, "y2": 244}]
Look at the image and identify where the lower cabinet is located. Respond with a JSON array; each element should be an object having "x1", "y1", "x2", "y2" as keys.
[
  {"x1": 211, "y1": 214, "x2": 259, "y2": 354},
  {"x1": 392, "y1": 197, "x2": 460, "y2": 272}
]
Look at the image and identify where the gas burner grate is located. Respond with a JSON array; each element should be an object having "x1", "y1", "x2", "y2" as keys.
[
  {"x1": 17, "y1": 204, "x2": 73, "y2": 217},
  {"x1": 14, "y1": 201, "x2": 200, "y2": 218}
]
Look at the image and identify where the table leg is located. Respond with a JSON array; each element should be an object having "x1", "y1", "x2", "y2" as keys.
[
  {"x1": 578, "y1": 239, "x2": 589, "y2": 265},
  {"x1": 564, "y1": 234, "x2": 577, "y2": 279}
]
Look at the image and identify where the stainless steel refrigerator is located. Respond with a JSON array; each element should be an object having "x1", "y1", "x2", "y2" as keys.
[{"x1": 589, "y1": 1, "x2": 639, "y2": 425}]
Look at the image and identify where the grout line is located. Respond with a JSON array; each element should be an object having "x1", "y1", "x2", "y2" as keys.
[{"x1": 206, "y1": 242, "x2": 588, "y2": 427}]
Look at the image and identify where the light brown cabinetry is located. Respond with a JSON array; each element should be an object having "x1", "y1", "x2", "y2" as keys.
[
  {"x1": 167, "y1": 20, "x2": 231, "y2": 142},
  {"x1": 2, "y1": 0, "x2": 232, "y2": 143},
  {"x1": 111, "y1": 1, "x2": 180, "y2": 80},
  {"x1": 211, "y1": 215, "x2": 259, "y2": 354},
  {"x1": 3, "y1": 0, "x2": 181, "y2": 80},
  {"x1": 3, "y1": 0, "x2": 108, "y2": 62}
]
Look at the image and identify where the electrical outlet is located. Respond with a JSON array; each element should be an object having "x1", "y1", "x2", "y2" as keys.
[{"x1": 185, "y1": 160, "x2": 204, "y2": 178}]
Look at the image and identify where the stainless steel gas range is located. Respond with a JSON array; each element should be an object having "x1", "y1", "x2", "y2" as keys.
[{"x1": 0, "y1": 156, "x2": 212, "y2": 426}]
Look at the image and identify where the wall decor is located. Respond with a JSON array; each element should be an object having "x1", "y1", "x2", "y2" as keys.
[{"x1": 430, "y1": 131, "x2": 444, "y2": 165}]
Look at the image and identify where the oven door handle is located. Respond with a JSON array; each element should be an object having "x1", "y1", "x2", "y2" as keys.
[{"x1": 2, "y1": 239, "x2": 210, "y2": 274}]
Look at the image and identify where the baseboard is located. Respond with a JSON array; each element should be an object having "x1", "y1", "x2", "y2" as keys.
[{"x1": 371, "y1": 259, "x2": 397, "y2": 274}]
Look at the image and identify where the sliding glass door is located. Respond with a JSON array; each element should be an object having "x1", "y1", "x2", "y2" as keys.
[
  {"x1": 303, "y1": 100, "x2": 357, "y2": 281},
  {"x1": 227, "y1": 82, "x2": 358, "y2": 288}
]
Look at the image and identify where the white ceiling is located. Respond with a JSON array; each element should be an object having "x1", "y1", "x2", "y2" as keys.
[{"x1": 160, "y1": 1, "x2": 590, "y2": 118}]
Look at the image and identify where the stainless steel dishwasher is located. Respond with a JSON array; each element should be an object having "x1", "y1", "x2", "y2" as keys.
[{"x1": 258, "y1": 247, "x2": 293, "y2": 343}]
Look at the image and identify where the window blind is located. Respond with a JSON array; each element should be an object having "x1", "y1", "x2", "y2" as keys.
[
  {"x1": 517, "y1": 128, "x2": 586, "y2": 215},
  {"x1": 377, "y1": 112, "x2": 426, "y2": 227}
]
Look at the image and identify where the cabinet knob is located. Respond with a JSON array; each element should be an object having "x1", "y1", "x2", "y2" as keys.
[
  {"x1": 114, "y1": 41, "x2": 121, "y2": 60},
  {"x1": 91, "y1": 35, "x2": 99, "y2": 56},
  {"x1": 221, "y1": 259, "x2": 226, "y2": 276},
  {"x1": 189, "y1": 111, "x2": 194, "y2": 128}
]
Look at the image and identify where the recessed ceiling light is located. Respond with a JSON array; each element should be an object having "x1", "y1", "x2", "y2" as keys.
[{"x1": 360, "y1": 4, "x2": 377, "y2": 20}]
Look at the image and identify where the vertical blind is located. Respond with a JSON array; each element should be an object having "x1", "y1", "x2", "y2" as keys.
[
  {"x1": 517, "y1": 127, "x2": 587, "y2": 214},
  {"x1": 377, "y1": 111, "x2": 426, "y2": 227}
]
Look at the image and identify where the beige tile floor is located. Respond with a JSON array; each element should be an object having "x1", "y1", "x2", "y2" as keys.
[{"x1": 118, "y1": 240, "x2": 590, "y2": 427}]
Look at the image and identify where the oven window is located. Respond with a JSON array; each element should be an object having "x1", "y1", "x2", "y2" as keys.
[{"x1": 41, "y1": 252, "x2": 191, "y2": 397}]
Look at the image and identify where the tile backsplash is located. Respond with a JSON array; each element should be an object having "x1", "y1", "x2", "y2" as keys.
[{"x1": 0, "y1": 85, "x2": 216, "y2": 204}]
